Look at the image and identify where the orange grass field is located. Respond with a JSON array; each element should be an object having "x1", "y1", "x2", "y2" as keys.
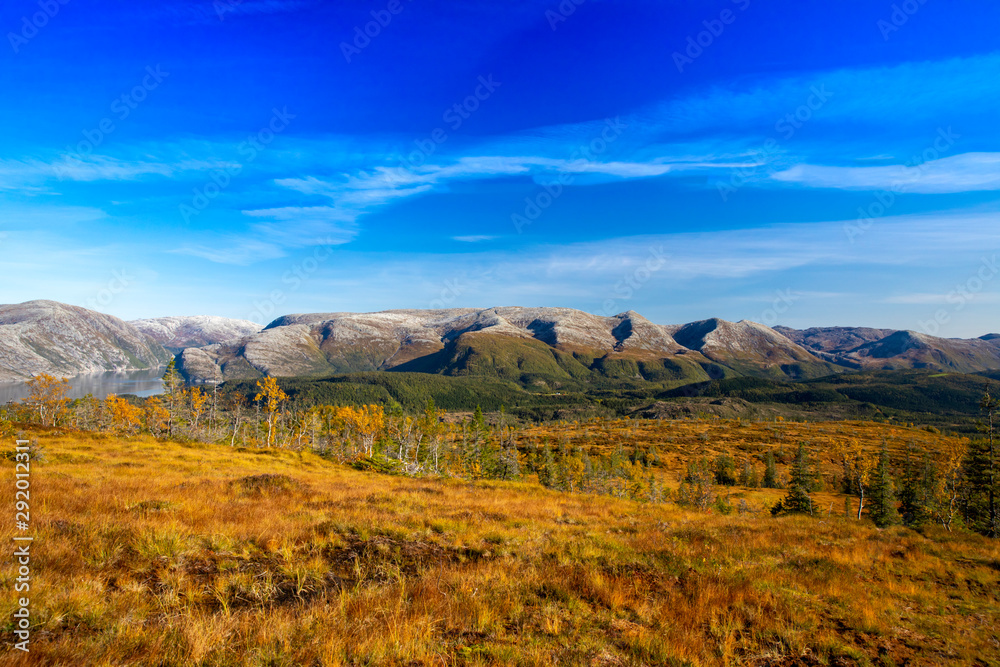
[{"x1": 1, "y1": 419, "x2": 999, "y2": 666}]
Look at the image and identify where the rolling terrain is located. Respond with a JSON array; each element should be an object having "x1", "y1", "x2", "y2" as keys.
[{"x1": 217, "y1": 367, "x2": 1000, "y2": 435}]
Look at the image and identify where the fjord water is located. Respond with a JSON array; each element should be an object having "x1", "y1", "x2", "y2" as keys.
[{"x1": 0, "y1": 368, "x2": 166, "y2": 403}]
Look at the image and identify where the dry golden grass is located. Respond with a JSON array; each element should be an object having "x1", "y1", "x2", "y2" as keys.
[
  {"x1": 1, "y1": 421, "x2": 998, "y2": 666},
  {"x1": 520, "y1": 417, "x2": 959, "y2": 474},
  {"x1": 518, "y1": 417, "x2": 970, "y2": 511}
]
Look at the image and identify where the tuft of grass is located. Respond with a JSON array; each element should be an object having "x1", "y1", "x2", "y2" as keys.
[
  {"x1": 231, "y1": 473, "x2": 301, "y2": 495},
  {"x1": 127, "y1": 499, "x2": 175, "y2": 513}
]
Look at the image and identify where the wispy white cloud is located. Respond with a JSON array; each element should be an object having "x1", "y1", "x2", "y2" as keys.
[
  {"x1": 172, "y1": 206, "x2": 359, "y2": 265},
  {"x1": 634, "y1": 53, "x2": 1000, "y2": 138},
  {"x1": 0, "y1": 153, "x2": 236, "y2": 191},
  {"x1": 883, "y1": 293, "x2": 1000, "y2": 305},
  {"x1": 159, "y1": 0, "x2": 316, "y2": 24},
  {"x1": 171, "y1": 207, "x2": 359, "y2": 266},
  {"x1": 0, "y1": 203, "x2": 107, "y2": 228},
  {"x1": 263, "y1": 153, "x2": 750, "y2": 228},
  {"x1": 328, "y1": 209, "x2": 1000, "y2": 293},
  {"x1": 453, "y1": 235, "x2": 496, "y2": 243},
  {"x1": 244, "y1": 206, "x2": 359, "y2": 245},
  {"x1": 771, "y1": 152, "x2": 1000, "y2": 193},
  {"x1": 170, "y1": 238, "x2": 288, "y2": 266}
]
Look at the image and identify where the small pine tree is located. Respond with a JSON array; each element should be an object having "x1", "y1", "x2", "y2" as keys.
[
  {"x1": 537, "y1": 442, "x2": 555, "y2": 488},
  {"x1": 899, "y1": 444, "x2": 935, "y2": 528},
  {"x1": 762, "y1": 450, "x2": 780, "y2": 489},
  {"x1": 970, "y1": 385, "x2": 998, "y2": 537},
  {"x1": 739, "y1": 459, "x2": 759, "y2": 488},
  {"x1": 964, "y1": 434, "x2": 998, "y2": 537},
  {"x1": 868, "y1": 440, "x2": 899, "y2": 528},
  {"x1": 713, "y1": 454, "x2": 737, "y2": 486},
  {"x1": 772, "y1": 444, "x2": 812, "y2": 515},
  {"x1": 162, "y1": 358, "x2": 184, "y2": 435},
  {"x1": 472, "y1": 404, "x2": 486, "y2": 434}
]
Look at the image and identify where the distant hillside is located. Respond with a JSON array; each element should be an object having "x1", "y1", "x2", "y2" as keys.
[
  {"x1": 655, "y1": 368, "x2": 999, "y2": 434},
  {"x1": 777, "y1": 325, "x2": 1000, "y2": 372},
  {"x1": 0, "y1": 300, "x2": 170, "y2": 382},
  {"x1": 775, "y1": 325, "x2": 897, "y2": 354},
  {"x1": 177, "y1": 307, "x2": 1000, "y2": 385},
  {"x1": 130, "y1": 316, "x2": 262, "y2": 353}
]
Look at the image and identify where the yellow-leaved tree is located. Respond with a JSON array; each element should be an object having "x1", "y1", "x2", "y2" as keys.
[
  {"x1": 254, "y1": 376, "x2": 288, "y2": 446},
  {"x1": 24, "y1": 373, "x2": 70, "y2": 427},
  {"x1": 930, "y1": 438, "x2": 967, "y2": 532},
  {"x1": 340, "y1": 404, "x2": 386, "y2": 457},
  {"x1": 143, "y1": 396, "x2": 170, "y2": 437},
  {"x1": 105, "y1": 394, "x2": 143, "y2": 435},
  {"x1": 189, "y1": 387, "x2": 208, "y2": 429}
]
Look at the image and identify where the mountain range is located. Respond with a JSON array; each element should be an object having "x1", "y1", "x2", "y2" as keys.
[
  {"x1": 175, "y1": 306, "x2": 1000, "y2": 386},
  {"x1": 0, "y1": 300, "x2": 997, "y2": 387}
]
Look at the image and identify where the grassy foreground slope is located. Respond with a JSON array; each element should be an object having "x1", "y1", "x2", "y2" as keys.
[{"x1": 2, "y1": 428, "x2": 999, "y2": 666}]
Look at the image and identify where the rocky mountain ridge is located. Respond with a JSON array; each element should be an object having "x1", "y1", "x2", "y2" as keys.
[
  {"x1": 777, "y1": 325, "x2": 1000, "y2": 374},
  {"x1": 130, "y1": 316, "x2": 262, "y2": 353},
  {"x1": 176, "y1": 307, "x2": 1000, "y2": 384},
  {"x1": 0, "y1": 300, "x2": 170, "y2": 382}
]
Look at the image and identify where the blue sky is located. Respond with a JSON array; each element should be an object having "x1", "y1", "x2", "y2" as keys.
[{"x1": 1, "y1": 0, "x2": 998, "y2": 336}]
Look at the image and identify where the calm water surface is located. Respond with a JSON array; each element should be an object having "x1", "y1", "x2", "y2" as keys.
[{"x1": 0, "y1": 368, "x2": 166, "y2": 403}]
